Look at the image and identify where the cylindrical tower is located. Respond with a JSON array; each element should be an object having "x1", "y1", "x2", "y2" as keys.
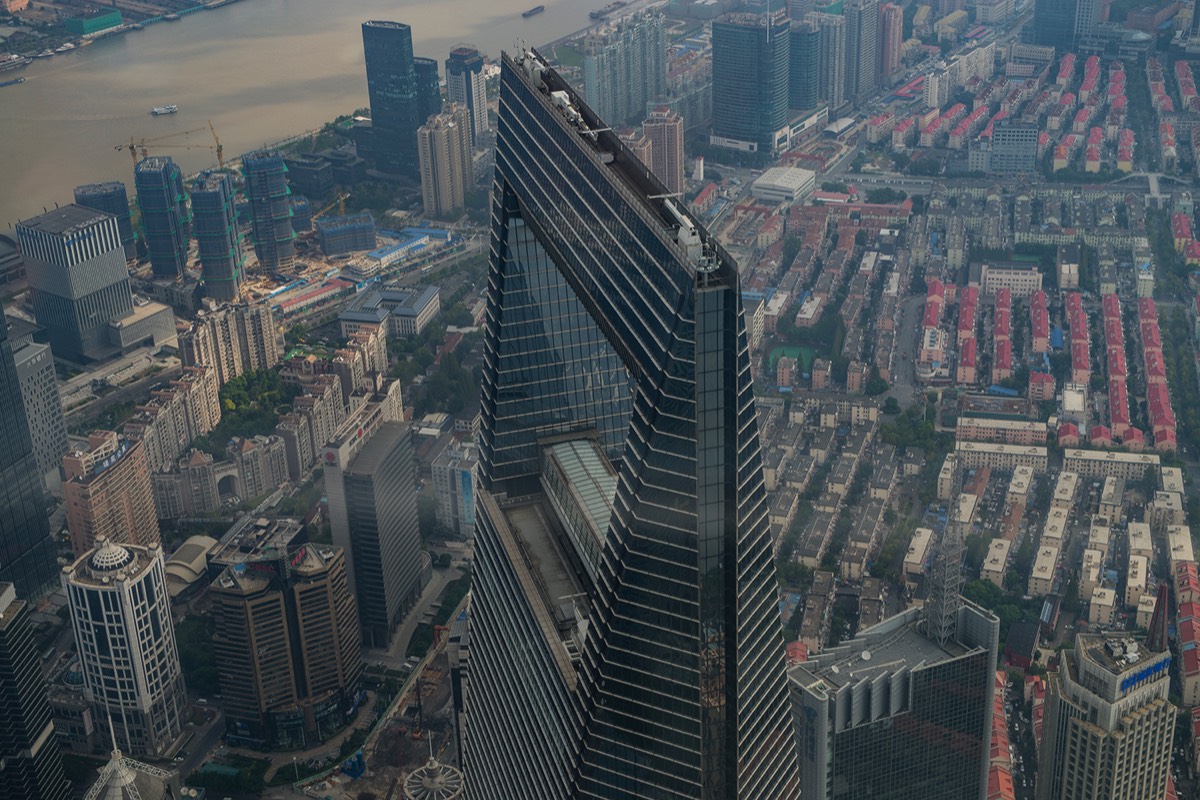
[{"x1": 63, "y1": 538, "x2": 186, "y2": 757}]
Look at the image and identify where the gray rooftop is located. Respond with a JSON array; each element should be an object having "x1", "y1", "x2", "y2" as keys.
[{"x1": 18, "y1": 204, "x2": 112, "y2": 236}]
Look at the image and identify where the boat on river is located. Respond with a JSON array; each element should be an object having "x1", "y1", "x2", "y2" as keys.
[
  {"x1": 0, "y1": 54, "x2": 31, "y2": 71},
  {"x1": 589, "y1": 1, "x2": 627, "y2": 19},
  {"x1": 0, "y1": 77, "x2": 26, "y2": 88},
  {"x1": 152, "y1": 104, "x2": 178, "y2": 116},
  {"x1": 522, "y1": 5, "x2": 545, "y2": 17}
]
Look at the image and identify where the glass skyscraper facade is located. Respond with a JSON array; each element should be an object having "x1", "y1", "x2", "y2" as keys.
[
  {"x1": 1029, "y1": 0, "x2": 1078, "y2": 51},
  {"x1": 790, "y1": 605, "x2": 999, "y2": 800},
  {"x1": 361, "y1": 21, "x2": 442, "y2": 178},
  {"x1": 789, "y1": 20, "x2": 821, "y2": 111},
  {"x1": 711, "y1": 11, "x2": 791, "y2": 153},
  {"x1": 134, "y1": 156, "x2": 192, "y2": 279},
  {"x1": 0, "y1": 306, "x2": 58, "y2": 598},
  {"x1": 74, "y1": 181, "x2": 137, "y2": 261},
  {"x1": 465, "y1": 50, "x2": 799, "y2": 799}
]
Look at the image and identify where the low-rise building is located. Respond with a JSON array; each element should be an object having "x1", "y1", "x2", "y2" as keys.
[
  {"x1": 955, "y1": 441, "x2": 1048, "y2": 472},
  {"x1": 1091, "y1": 586, "x2": 1116, "y2": 625},
  {"x1": 1063, "y1": 449, "x2": 1161, "y2": 481},
  {"x1": 904, "y1": 527, "x2": 934, "y2": 589},
  {"x1": 983, "y1": 538, "x2": 1012, "y2": 588},
  {"x1": 1126, "y1": 554, "x2": 1148, "y2": 607},
  {"x1": 1028, "y1": 545, "x2": 1059, "y2": 597}
]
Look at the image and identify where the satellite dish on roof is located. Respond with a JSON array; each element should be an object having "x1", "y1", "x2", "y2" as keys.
[{"x1": 861, "y1": 650, "x2": 872, "y2": 661}]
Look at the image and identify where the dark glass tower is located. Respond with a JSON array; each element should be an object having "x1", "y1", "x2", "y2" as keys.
[
  {"x1": 0, "y1": 308, "x2": 58, "y2": 598},
  {"x1": 0, "y1": 583, "x2": 70, "y2": 800},
  {"x1": 845, "y1": 0, "x2": 879, "y2": 105},
  {"x1": 711, "y1": 11, "x2": 791, "y2": 153},
  {"x1": 466, "y1": 51, "x2": 798, "y2": 799},
  {"x1": 190, "y1": 172, "x2": 245, "y2": 301},
  {"x1": 242, "y1": 150, "x2": 295, "y2": 272},
  {"x1": 361, "y1": 21, "x2": 442, "y2": 177},
  {"x1": 74, "y1": 181, "x2": 137, "y2": 261},
  {"x1": 134, "y1": 156, "x2": 192, "y2": 279},
  {"x1": 789, "y1": 20, "x2": 821, "y2": 111},
  {"x1": 1029, "y1": 0, "x2": 1078, "y2": 50}
]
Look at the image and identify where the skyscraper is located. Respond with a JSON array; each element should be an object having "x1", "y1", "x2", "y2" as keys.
[
  {"x1": 581, "y1": 11, "x2": 667, "y2": 126},
  {"x1": 711, "y1": 11, "x2": 791, "y2": 153},
  {"x1": 878, "y1": 3, "x2": 903, "y2": 84},
  {"x1": 361, "y1": 21, "x2": 442, "y2": 177},
  {"x1": 466, "y1": 50, "x2": 799, "y2": 799},
  {"x1": 0, "y1": 582, "x2": 71, "y2": 800},
  {"x1": 63, "y1": 538, "x2": 186, "y2": 757},
  {"x1": 13, "y1": 339, "x2": 68, "y2": 489},
  {"x1": 62, "y1": 430, "x2": 160, "y2": 557},
  {"x1": 790, "y1": 604, "x2": 999, "y2": 800},
  {"x1": 845, "y1": 0, "x2": 879, "y2": 105},
  {"x1": 190, "y1": 172, "x2": 245, "y2": 302},
  {"x1": 642, "y1": 105, "x2": 686, "y2": 194},
  {"x1": 812, "y1": 12, "x2": 847, "y2": 112},
  {"x1": 1036, "y1": 632, "x2": 1174, "y2": 800},
  {"x1": 418, "y1": 104, "x2": 474, "y2": 218},
  {"x1": 789, "y1": 19, "x2": 821, "y2": 111},
  {"x1": 17, "y1": 205, "x2": 134, "y2": 362},
  {"x1": 431, "y1": 441, "x2": 477, "y2": 539},
  {"x1": 74, "y1": 181, "x2": 137, "y2": 261},
  {"x1": 324, "y1": 406, "x2": 424, "y2": 650},
  {"x1": 243, "y1": 150, "x2": 295, "y2": 272},
  {"x1": 1030, "y1": 0, "x2": 1079, "y2": 50},
  {"x1": 134, "y1": 156, "x2": 191, "y2": 279},
  {"x1": 446, "y1": 45, "x2": 488, "y2": 145},
  {"x1": 0, "y1": 305, "x2": 57, "y2": 599},
  {"x1": 210, "y1": 543, "x2": 362, "y2": 748}
]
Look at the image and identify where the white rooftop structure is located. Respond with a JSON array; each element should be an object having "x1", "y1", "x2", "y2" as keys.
[{"x1": 751, "y1": 166, "x2": 816, "y2": 204}]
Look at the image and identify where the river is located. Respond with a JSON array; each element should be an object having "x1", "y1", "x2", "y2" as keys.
[{"x1": 0, "y1": 0, "x2": 610, "y2": 231}]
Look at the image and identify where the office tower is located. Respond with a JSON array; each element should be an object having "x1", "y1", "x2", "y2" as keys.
[
  {"x1": 243, "y1": 150, "x2": 295, "y2": 272},
  {"x1": 989, "y1": 123, "x2": 1039, "y2": 173},
  {"x1": 1030, "y1": 0, "x2": 1078, "y2": 50},
  {"x1": 74, "y1": 181, "x2": 137, "y2": 261},
  {"x1": 418, "y1": 104, "x2": 474, "y2": 218},
  {"x1": 134, "y1": 157, "x2": 191, "y2": 279},
  {"x1": 812, "y1": 12, "x2": 847, "y2": 111},
  {"x1": 845, "y1": 0, "x2": 879, "y2": 105},
  {"x1": 63, "y1": 431, "x2": 160, "y2": 557},
  {"x1": 210, "y1": 543, "x2": 362, "y2": 748},
  {"x1": 189, "y1": 172, "x2": 245, "y2": 302},
  {"x1": 446, "y1": 45, "x2": 488, "y2": 145},
  {"x1": 788, "y1": 0, "x2": 815, "y2": 19},
  {"x1": 0, "y1": 583, "x2": 71, "y2": 800},
  {"x1": 711, "y1": 11, "x2": 791, "y2": 153},
  {"x1": 17, "y1": 206, "x2": 133, "y2": 362},
  {"x1": 431, "y1": 441, "x2": 477, "y2": 539},
  {"x1": 361, "y1": 21, "x2": 442, "y2": 177},
  {"x1": 0, "y1": 305, "x2": 57, "y2": 599},
  {"x1": 790, "y1": 603, "x2": 999, "y2": 800},
  {"x1": 789, "y1": 19, "x2": 821, "y2": 111},
  {"x1": 324, "y1": 416, "x2": 424, "y2": 650},
  {"x1": 13, "y1": 339, "x2": 68, "y2": 488},
  {"x1": 178, "y1": 301, "x2": 279, "y2": 387},
  {"x1": 63, "y1": 538, "x2": 186, "y2": 757},
  {"x1": 582, "y1": 10, "x2": 667, "y2": 126},
  {"x1": 466, "y1": 51, "x2": 799, "y2": 799},
  {"x1": 1036, "y1": 632, "x2": 1174, "y2": 800},
  {"x1": 642, "y1": 105, "x2": 686, "y2": 194},
  {"x1": 878, "y1": 3, "x2": 903, "y2": 83}
]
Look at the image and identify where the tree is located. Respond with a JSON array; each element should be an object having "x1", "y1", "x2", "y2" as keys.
[{"x1": 883, "y1": 397, "x2": 900, "y2": 415}]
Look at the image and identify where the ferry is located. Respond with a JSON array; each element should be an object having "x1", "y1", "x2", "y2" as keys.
[
  {"x1": 54, "y1": 42, "x2": 77, "y2": 53},
  {"x1": 522, "y1": 5, "x2": 545, "y2": 17},
  {"x1": 152, "y1": 105, "x2": 179, "y2": 116},
  {"x1": 588, "y1": 0, "x2": 627, "y2": 19},
  {"x1": 0, "y1": 54, "x2": 30, "y2": 71},
  {"x1": 32, "y1": 49, "x2": 55, "y2": 58},
  {"x1": 164, "y1": 13, "x2": 180, "y2": 20},
  {"x1": 0, "y1": 77, "x2": 26, "y2": 88}
]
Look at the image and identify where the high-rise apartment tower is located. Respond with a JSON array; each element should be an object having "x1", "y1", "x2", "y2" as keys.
[
  {"x1": 446, "y1": 45, "x2": 488, "y2": 145},
  {"x1": 581, "y1": 11, "x2": 667, "y2": 126},
  {"x1": 642, "y1": 105, "x2": 686, "y2": 194},
  {"x1": 418, "y1": 104, "x2": 474, "y2": 218},
  {"x1": 243, "y1": 150, "x2": 296, "y2": 272},
  {"x1": 134, "y1": 156, "x2": 191, "y2": 279}
]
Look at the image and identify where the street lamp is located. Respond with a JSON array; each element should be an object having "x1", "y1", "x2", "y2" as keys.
[{"x1": 293, "y1": 756, "x2": 299, "y2": 782}]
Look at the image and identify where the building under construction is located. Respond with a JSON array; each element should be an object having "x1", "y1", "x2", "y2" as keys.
[
  {"x1": 316, "y1": 212, "x2": 377, "y2": 257},
  {"x1": 134, "y1": 156, "x2": 191, "y2": 279},
  {"x1": 189, "y1": 173, "x2": 245, "y2": 302},
  {"x1": 242, "y1": 150, "x2": 296, "y2": 272}
]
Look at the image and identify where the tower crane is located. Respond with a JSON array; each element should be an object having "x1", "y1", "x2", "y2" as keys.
[
  {"x1": 311, "y1": 192, "x2": 351, "y2": 221},
  {"x1": 115, "y1": 121, "x2": 226, "y2": 169}
]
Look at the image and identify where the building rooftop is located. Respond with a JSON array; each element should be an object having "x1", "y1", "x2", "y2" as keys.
[
  {"x1": 18, "y1": 203, "x2": 112, "y2": 236},
  {"x1": 1079, "y1": 633, "x2": 1164, "y2": 677},
  {"x1": 208, "y1": 517, "x2": 305, "y2": 569}
]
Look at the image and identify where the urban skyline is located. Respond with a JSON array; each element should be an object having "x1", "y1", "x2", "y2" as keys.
[{"x1": 3, "y1": 1, "x2": 1200, "y2": 797}]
